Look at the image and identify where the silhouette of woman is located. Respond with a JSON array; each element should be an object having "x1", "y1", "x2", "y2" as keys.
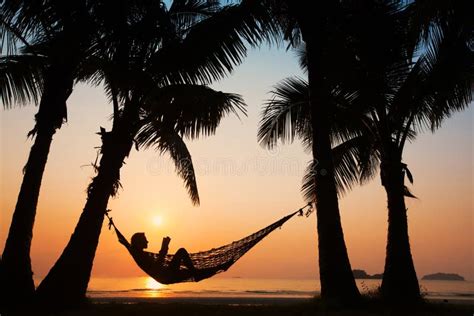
[{"x1": 116, "y1": 229, "x2": 199, "y2": 284}]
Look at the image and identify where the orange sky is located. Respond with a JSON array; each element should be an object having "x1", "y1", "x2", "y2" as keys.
[{"x1": 1, "y1": 47, "x2": 473, "y2": 281}]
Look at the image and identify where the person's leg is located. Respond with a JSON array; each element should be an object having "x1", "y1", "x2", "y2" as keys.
[{"x1": 169, "y1": 248, "x2": 195, "y2": 272}]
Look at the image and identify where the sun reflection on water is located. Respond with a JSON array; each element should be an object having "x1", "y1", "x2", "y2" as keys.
[{"x1": 144, "y1": 277, "x2": 167, "y2": 297}]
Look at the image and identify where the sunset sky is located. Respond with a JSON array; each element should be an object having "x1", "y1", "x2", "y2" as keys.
[{"x1": 1, "y1": 46, "x2": 472, "y2": 282}]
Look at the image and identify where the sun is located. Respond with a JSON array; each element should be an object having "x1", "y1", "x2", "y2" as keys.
[
  {"x1": 152, "y1": 215, "x2": 163, "y2": 226},
  {"x1": 145, "y1": 277, "x2": 164, "y2": 290}
]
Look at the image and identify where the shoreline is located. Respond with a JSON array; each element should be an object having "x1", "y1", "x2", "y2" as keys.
[
  {"x1": 91, "y1": 296, "x2": 309, "y2": 305},
  {"x1": 89, "y1": 296, "x2": 474, "y2": 306},
  {"x1": 50, "y1": 297, "x2": 474, "y2": 316}
]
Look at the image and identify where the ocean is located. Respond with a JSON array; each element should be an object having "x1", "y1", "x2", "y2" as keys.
[{"x1": 82, "y1": 277, "x2": 474, "y2": 301}]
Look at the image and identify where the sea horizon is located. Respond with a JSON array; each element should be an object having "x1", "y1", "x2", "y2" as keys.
[{"x1": 34, "y1": 277, "x2": 474, "y2": 301}]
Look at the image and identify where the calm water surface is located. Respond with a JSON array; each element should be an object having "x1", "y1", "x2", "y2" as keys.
[{"x1": 79, "y1": 277, "x2": 473, "y2": 301}]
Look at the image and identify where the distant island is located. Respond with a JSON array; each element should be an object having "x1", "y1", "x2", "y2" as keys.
[
  {"x1": 422, "y1": 273, "x2": 465, "y2": 281},
  {"x1": 352, "y1": 269, "x2": 383, "y2": 279}
]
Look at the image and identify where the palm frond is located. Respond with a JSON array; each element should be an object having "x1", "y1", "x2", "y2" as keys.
[
  {"x1": 136, "y1": 122, "x2": 200, "y2": 205},
  {"x1": 390, "y1": 4, "x2": 472, "y2": 150},
  {"x1": 330, "y1": 137, "x2": 362, "y2": 197},
  {"x1": 389, "y1": 59, "x2": 424, "y2": 130},
  {"x1": 332, "y1": 135, "x2": 378, "y2": 195},
  {"x1": 149, "y1": 0, "x2": 279, "y2": 85},
  {"x1": 0, "y1": 54, "x2": 45, "y2": 108},
  {"x1": 259, "y1": 76, "x2": 368, "y2": 152},
  {"x1": 258, "y1": 77, "x2": 310, "y2": 148},
  {"x1": 327, "y1": 86, "x2": 369, "y2": 147},
  {"x1": 141, "y1": 84, "x2": 246, "y2": 139},
  {"x1": 264, "y1": 0, "x2": 300, "y2": 48},
  {"x1": 301, "y1": 135, "x2": 379, "y2": 201},
  {"x1": 0, "y1": 1, "x2": 47, "y2": 46},
  {"x1": 301, "y1": 160, "x2": 317, "y2": 203},
  {"x1": 295, "y1": 43, "x2": 307, "y2": 72},
  {"x1": 169, "y1": 0, "x2": 220, "y2": 33},
  {"x1": 0, "y1": 18, "x2": 30, "y2": 55},
  {"x1": 415, "y1": 23, "x2": 473, "y2": 132},
  {"x1": 408, "y1": 0, "x2": 473, "y2": 45},
  {"x1": 357, "y1": 140, "x2": 380, "y2": 185}
]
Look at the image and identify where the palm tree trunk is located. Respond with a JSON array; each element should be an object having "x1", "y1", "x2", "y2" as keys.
[
  {"x1": 1, "y1": 128, "x2": 54, "y2": 302},
  {"x1": 35, "y1": 123, "x2": 135, "y2": 307},
  {"x1": 1, "y1": 71, "x2": 72, "y2": 305},
  {"x1": 306, "y1": 40, "x2": 360, "y2": 304},
  {"x1": 380, "y1": 157, "x2": 420, "y2": 302}
]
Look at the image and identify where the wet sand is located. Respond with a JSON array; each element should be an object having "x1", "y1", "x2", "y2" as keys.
[
  {"x1": 3, "y1": 296, "x2": 472, "y2": 316},
  {"x1": 52, "y1": 296, "x2": 472, "y2": 316}
]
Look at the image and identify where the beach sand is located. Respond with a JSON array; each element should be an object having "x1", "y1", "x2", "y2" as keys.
[{"x1": 5, "y1": 297, "x2": 472, "y2": 316}]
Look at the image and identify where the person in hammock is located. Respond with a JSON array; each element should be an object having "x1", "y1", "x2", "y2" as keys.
[
  {"x1": 107, "y1": 206, "x2": 307, "y2": 284},
  {"x1": 115, "y1": 229, "x2": 220, "y2": 284}
]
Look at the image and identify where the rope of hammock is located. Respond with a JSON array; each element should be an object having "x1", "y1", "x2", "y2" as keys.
[{"x1": 106, "y1": 203, "x2": 314, "y2": 284}]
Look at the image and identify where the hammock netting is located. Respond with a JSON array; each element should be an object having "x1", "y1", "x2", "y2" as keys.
[{"x1": 109, "y1": 205, "x2": 312, "y2": 284}]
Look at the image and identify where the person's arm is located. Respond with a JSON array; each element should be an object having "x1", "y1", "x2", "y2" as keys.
[{"x1": 115, "y1": 228, "x2": 131, "y2": 250}]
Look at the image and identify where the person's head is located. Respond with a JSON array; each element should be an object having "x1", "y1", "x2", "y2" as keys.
[{"x1": 131, "y1": 232, "x2": 148, "y2": 250}]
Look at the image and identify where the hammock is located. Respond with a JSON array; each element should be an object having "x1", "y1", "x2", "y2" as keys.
[{"x1": 107, "y1": 204, "x2": 313, "y2": 284}]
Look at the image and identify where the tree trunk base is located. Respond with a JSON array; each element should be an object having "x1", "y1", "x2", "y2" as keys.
[{"x1": 0, "y1": 262, "x2": 35, "y2": 307}]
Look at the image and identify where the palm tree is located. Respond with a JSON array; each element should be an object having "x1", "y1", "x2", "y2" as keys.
[
  {"x1": 376, "y1": 0, "x2": 473, "y2": 301},
  {"x1": 35, "y1": 0, "x2": 273, "y2": 306},
  {"x1": 261, "y1": 0, "x2": 364, "y2": 303},
  {"x1": 0, "y1": 0, "x2": 98, "y2": 302},
  {"x1": 259, "y1": 1, "x2": 472, "y2": 302}
]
